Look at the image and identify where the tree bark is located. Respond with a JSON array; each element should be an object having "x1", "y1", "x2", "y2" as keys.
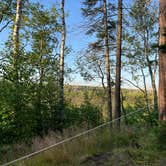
[
  {"x1": 103, "y1": 0, "x2": 112, "y2": 126},
  {"x1": 158, "y1": 0, "x2": 166, "y2": 121},
  {"x1": 36, "y1": 38, "x2": 44, "y2": 134},
  {"x1": 114, "y1": 0, "x2": 122, "y2": 128},
  {"x1": 12, "y1": 0, "x2": 23, "y2": 133},
  {"x1": 13, "y1": 0, "x2": 22, "y2": 82},
  {"x1": 144, "y1": 32, "x2": 158, "y2": 111},
  {"x1": 121, "y1": 92, "x2": 128, "y2": 126},
  {"x1": 141, "y1": 68, "x2": 150, "y2": 113},
  {"x1": 141, "y1": 68, "x2": 153, "y2": 125},
  {"x1": 59, "y1": 0, "x2": 66, "y2": 127}
]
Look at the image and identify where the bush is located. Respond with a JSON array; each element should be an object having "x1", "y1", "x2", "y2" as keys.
[
  {"x1": 64, "y1": 103, "x2": 103, "y2": 129},
  {"x1": 155, "y1": 122, "x2": 166, "y2": 151}
]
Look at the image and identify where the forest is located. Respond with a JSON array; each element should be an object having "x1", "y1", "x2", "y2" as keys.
[{"x1": 0, "y1": 0, "x2": 166, "y2": 165}]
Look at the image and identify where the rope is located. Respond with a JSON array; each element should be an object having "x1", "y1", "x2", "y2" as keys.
[{"x1": 1, "y1": 108, "x2": 145, "y2": 166}]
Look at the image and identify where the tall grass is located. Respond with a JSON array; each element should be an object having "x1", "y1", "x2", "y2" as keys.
[
  {"x1": 2, "y1": 124, "x2": 166, "y2": 166},
  {"x1": 11, "y1": 126, "x2": 144, "y2": 166}
]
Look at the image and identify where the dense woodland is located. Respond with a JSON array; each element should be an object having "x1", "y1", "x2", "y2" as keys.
[{"x1": 0, "y1": 0, "x2": 166, "y2": 165}]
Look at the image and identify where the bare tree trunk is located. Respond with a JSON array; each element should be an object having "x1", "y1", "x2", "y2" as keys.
[
  {"x1": 36, "y1": 39, "x2": 44, "y2": 135},
  {"x1": 13, "y1": 0, "x2": 22, "y2": 82},
  {"x1": 12, "y1": 0, "x2": 23, "y2": 133},
  {"x1": 59, "y1": 0, "x2": 66, "y2": 128},
  {"x1": 103, "y1": 0, "x2": 112, "y2": 126},
  {"x1": 144, "y1": 33, "x2": 158, "y2": 111},
  {"x1": 121, "y1": 92, "x2": 128, "y2": 126},
  {"x1": 158, "y1": 0, "x2": 166, "y2": 121},
  {"x1": 141, "y1": 68, "x2": 150, "y2": 113},
  {"x1": 141, "y1": 68, "x2": 153, "y2": 125},
  {"x1": 114, "y1": 0, "x2": 122, "y2": 128}
]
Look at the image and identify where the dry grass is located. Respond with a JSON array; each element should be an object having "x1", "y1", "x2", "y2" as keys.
[
  {"x1": 2, "y1": 125, "x2": 165, "y2": 166},
  {"x1": 0, "y1": 126, "x2": 90, "y2": 165},
  {"x1": 9, "y1": 126, "x2": 113, "y2": 166},
  {"x1": 11, "y1": 126, "x2": 138, "y2": 166}
]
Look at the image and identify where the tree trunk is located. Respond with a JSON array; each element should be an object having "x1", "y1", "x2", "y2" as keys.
[
  {"x1": 12, "y1": 0, "x2": 23, "y2": 134},
  {"x1": 36, "y1": 39, "x2": 44, "y2": 135},
  {"x1": 114, "y1": 0, "x2": 122, "y2": 128},
  {"x1": 144, "y1": 32, "x2": 158, "y2": 111},
  {"x1": 141, "y1": 68, "x2": 150, "y2": 113},
  {"x1": 121, "y1": 92, "x2": 128, "y2": 126},
  {"x1": 103, "y1": 0, "x2": 112, "y2": 126},
  {"x1": 13, "y1": 0, "x2": 22, "y2": 82},
  {"x1": 158, "y1": 0, "x2": 166, "y2": 121},
  {"x1": 59, "y1": 0, "x2": 66, "y2": 128},
  {"x1": 141, "y1": 68, "x2": 153, "y2": 125}
]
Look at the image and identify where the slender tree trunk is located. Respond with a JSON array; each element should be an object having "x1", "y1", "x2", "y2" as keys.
[
  {"x1": 12, "y1": 0, "x2": 23, "y2": 132},
  {"x1": 121, "y1": 92, "x2": 128, "y2": 126},
  {"x1": 36, "y1": 39, "x2": 44, "y2": 135},
  {"x1": 158, "y1": 0, "x2": 166, "y2": 121},
  {"x1": 141, "y1": 68, "x2": 153, "y2": 125},
  {"x1": 103, "y1": 0, "x2": 112, "y2": 126},
  {"x1": 59, "y1": 0, "x2": 66, "y2": 127},
  {"x1": 13, "y1": 0, "x2": 22, "y2": 82},
  {"x1": 141, "y1": 68, "x2": 150, "y2": 113},
  {"x1": 144, "y1": 33, "x2": 158, "y2": 111},
  {"x1": 114, "y1": 0, "x2": 122, "y2": 128}
]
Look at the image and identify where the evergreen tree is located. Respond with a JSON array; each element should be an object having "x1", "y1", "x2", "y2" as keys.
[{"x1": 81, "y1": 0, "x2": 116, "y2": 124}]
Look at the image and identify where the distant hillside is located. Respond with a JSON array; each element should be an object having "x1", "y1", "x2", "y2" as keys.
[{"x1": 64, "y1": 84, "x2": 153, "y2": 115}]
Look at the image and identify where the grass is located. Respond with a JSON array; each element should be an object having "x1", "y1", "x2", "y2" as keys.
[
  {"x1": 17, "y1": 127, "x2": 113, "y2": 166},
  {"x1": 5, "y1": 124, "x2": 164, "y2": 166},
  {"x1": 2, "y1": 123, "x2": 165, "y2": 166}
]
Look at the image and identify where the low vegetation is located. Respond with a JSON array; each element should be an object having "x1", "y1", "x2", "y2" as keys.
[
  {"x1": 5, "y1": 122, "x2": 165, "y2": 166},
  {"x1": 0, "y1": 86, "x2": 160, "y2": 165}
]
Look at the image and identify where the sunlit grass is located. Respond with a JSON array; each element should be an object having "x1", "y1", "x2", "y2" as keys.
[{"x1": 3, "y1": 124, "x2": 166, "y2": 166}]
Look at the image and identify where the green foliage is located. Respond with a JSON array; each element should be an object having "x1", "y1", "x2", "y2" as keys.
[
  {"x1": 77, "y1": 0, "x2": 116, "y2": 84},
  {"x1": 159, "y1": 44, "x2": 166, "y2": 52},
  {"x1": 0, "y1": 0, "x2": 14, "y2": 30},
  {"x1": 155, "y1": 122, "x2": 166, "y2": 151},
  {"x1": 7, "y1": 126, "x2": 164, "y2": 166},
  {"x1": 0, "y1": 2, "x2": 61, "y2": 144},
  {"x1": 124, "y1": 104, "x2": 158, "y2": 126},
  {"x1": 64, "y1": 103, "x2": 103, "y2": 129}
]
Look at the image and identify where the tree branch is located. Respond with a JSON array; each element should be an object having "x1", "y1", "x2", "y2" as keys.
[{"x1": 0, "y1": 20, "x2": 11, "y2": 32}]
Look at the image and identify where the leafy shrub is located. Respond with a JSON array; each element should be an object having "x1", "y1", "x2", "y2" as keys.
[
  {"x1": 155, "y1": 122, "x2": 166, "y2": 151},
  {"x1": 64, "y1": 103, "x2": 103, "y2": 129}
]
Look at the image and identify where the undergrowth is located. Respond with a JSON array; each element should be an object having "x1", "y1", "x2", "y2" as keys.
[{"x1": 1, "y1": 123, "x2": 166, "y2": 166}]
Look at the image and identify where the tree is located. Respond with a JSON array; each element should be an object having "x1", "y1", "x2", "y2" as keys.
[
  {"x1": 81, "y1": 0, "x2": 116, "y2": 124},
  {"x1": 59, "y1": 0, "x2": 66, "y2": 129},
  {"x1": 114, "y1": 0, "x2": 122, "y2": 127},
  {"x1": 76, "y1": 49, "x2": 106, "y2": 90},
  {"x1": 124, "y1": 0, "x2": 158, "y2": 111},
  {"x1": 158, "y1": 0, "x2": 166, "y2": 121},
  {"x1": 13, "y1": 0, "x2": 22, "y2": 82},
  {"x1": 103, "y1": 0, "x2": 112, "y2": 125},
  {"x1": 28, "y1": 2, "x2": 60, "y2": 133},
  {"x1": 12, "y1": 0, "x2": 23, "y2": 137},
  {"x1": 0, "y1": 0, "x2": 13, "y2": 33}
]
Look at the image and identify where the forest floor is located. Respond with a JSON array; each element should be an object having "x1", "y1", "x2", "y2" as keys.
[
  {"x1": 3, "y1": 123, "x2": 164, "y2": 166},
  {"x1": 81, "y1": 147, "x2": 166, "y2": 166}
]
